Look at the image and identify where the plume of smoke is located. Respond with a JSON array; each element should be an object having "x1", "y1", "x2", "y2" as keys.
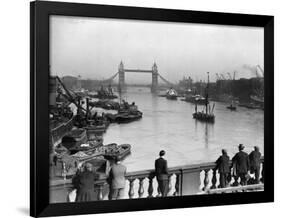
[{"x1": 242, "y1": 64, "x2": 257, "y2": 76}]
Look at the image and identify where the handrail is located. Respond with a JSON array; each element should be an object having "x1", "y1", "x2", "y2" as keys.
[
  {"x1": 50, "y1": 157, "x2": 265, "y2": 203},
  {"x1": 207, "y1": 183, "x2": 264, "y2": 194},
  {"x1": 50, "y1": 156, "x2": 264, "y2": 188}
]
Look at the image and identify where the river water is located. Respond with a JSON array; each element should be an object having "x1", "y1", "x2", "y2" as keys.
[{"x1": 103, "y1": 87, "x2": 264, "y2": 172}]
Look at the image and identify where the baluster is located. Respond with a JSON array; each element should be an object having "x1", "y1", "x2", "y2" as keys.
[
  {"x1": 233, "y1": 175, "x2": 239, "y2": 186},
  {"x1": 147, "y1": 174, "x2": 154, "y2": 198},
  {"x1": 173, "y1": 173, "x2": 180, "y2": 196},
  {"x1": 210, "y1": 169, "x2": 217, "y2": 189},
  {"x1": 167, "y1": 174, "x2": 173, "y2": 196},
  {"x1": 103, "y1": 183, "x2": 110, "y2": 200},
  {"x1": 97, "y1": 184, "x2": 104, "y2": 201},
  {"x1": 202, "y1": 169, "x2": 210, "y2": 191},
  {"x1": 62, "y1": 162, "x2": 66, "y2": 180},
  {"x1": 157, "y1": 185, "x2": 161, "y2": 197},
  {"x1": 138, "y1": 178, "x2": 145, "y2": 198},
  {"x1": 128, "y1": 178, "x2": 135, "y2": 199}
]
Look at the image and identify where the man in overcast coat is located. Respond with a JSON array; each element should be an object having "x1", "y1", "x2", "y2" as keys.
[
  {"x1": 215, "y1": 149, "x2": 230, "y2": 188},
  {"x1": 232, "y1": 144, "x2": 250, "y2": 186},
  {"x1": 155, "y1": 150, "x2": 169, "y2": 197},
  {"x1": 249, "y1": 146, "x2": 262, "y2": 184}
]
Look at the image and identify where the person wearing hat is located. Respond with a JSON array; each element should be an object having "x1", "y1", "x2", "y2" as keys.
[
  {"x1": 155, "y1": 150, "x2": 169, "y2": 197},
  {"x1": 108, "y1": 156, "x2": 127, "y2": 200},
  {"x1": 232, "y1": 144, "x2": 250, "y2": 186},
  {"x1": 249, "y1": 146, "x2": 262, "y2": 184},
  {"x1": 73, "y1": 162, "x2": 98, "y2": 202},
  {"x1": 215, "y1": 149, "x2": 230, "y2": 188}
]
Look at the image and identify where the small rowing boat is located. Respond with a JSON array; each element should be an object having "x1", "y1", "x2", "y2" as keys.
[{"x1": 103, "y1": 144, "x2": 131, "y2": 160}]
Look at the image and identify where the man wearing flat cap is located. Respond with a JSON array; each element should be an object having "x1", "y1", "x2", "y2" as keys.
[
  {"x1": 232, "y1": 144, "x2": 250, "y2": 186},
  {"x1": 249, "y1": 146, "x2": 262, "y2": 184},
  {"x1": 215, "y1": 149, "x2": 230, "y2": 188},
  {"x1": 155, "y1": 150, "x2": 169, "y2": 197}
]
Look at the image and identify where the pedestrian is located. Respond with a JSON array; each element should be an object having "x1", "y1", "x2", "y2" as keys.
[
  {"x1": 155, "y1": 150, "x2": 169, "y2": 197},
  {"x1": 249, "y1": 146, "x2": 261, "y2": 184},
  {"x1": 73, "y1": 162, "x2": 98, "y2": 202},
  {"x1": 215, "y1": 149, "x2": 230, "y2": 188},
  {"x1": 108, "y1": 156, "x2": 127, "y2": 200},
  {"x1": 232, "y1": 144, "x2": 250, "y2": 186}
]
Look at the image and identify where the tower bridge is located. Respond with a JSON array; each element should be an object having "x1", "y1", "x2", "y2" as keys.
[{"x1": 102, "y1": 61, "x2": 174, "y2": 93}]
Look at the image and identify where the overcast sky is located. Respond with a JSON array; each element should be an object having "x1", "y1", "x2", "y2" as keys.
[{"x1": 50, "y1": 15, "x2": 264, "y2": 83}]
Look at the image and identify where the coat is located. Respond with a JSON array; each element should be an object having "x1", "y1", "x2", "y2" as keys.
[
  {"x1": 73, "y1": 171, "x2": 97, "y2": 202},
  {"x1": 215, "y1": 154, "x2": 230, "y2": 173},
  {"x1": 155, "y1": 157, "x2": 168, "y2": 180},
  {"x1": 108, "y1": 163, "x2": 126, "y2": 189},
  {"x1": 249, "y1": 150, "x2": 261, "y2": 171},
  {"x1": 232, "y1": 151, "x2": 250, "y2": 174}
]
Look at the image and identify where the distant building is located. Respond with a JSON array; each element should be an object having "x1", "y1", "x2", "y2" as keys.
[{"x1": 61, "y1": 76, "x2": 78, "y2": 90}]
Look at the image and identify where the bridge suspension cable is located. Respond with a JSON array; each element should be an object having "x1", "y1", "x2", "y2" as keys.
[
  {"x1": 157, "y1": 73, "x2": 174, "y2": 86},
  {"x1": 102, "y1": 72, "x2": 119, "y2": 82}
]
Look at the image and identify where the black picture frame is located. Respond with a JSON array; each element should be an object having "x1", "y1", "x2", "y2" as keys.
[{"x1": 30, "y1": 1, "x2": 274, "y2": 217}]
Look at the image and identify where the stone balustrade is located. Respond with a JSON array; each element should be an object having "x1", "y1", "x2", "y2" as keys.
[
  {"x1": 50, "y1": 157, "x2": 264, "y2": 203},
  {"x1": 94, "y1": 157, "x2": 264, "y2": 200}
]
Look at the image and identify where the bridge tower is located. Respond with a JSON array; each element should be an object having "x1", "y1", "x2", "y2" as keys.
[
  {"x1": 151, "y1": 62, "x2": 158, "y2": 93},
  {"x1": 118, "y1": 61, "x2": 125, "y2": 90}
]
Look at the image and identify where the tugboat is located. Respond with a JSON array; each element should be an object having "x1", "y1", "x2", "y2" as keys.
[
  {"x1": 93, "y1": 85, "x2": 118, "y2": 99},
  {"x1": 166, "y1": 88, "x2": 178, "y2": 100},
  {"x1": 183, "y1": 94, "x2": 207, "y2": 105},
  {"x1": 105, "y1": 101, "x2": 143, "y2": 123},
  {"x1": 105, "y1": 85, "x2": 143, "y2": 123},
  {"x1": 193, "y1": 72, "x2": 215, "y2": 123},
  {"x1": 114, "y1": 110, "x2": 143, "y2": 123}
]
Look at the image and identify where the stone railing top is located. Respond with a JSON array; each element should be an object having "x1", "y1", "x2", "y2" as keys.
[
  {"x1": 50, "y1": 156, "x2": 264, "y2": 188},
  {"x1": 207, "y1": 183, "x2": 264, "y2": 194},
  {"x1": 126, "y1": 156, "x2": 264, "y2": 179}
]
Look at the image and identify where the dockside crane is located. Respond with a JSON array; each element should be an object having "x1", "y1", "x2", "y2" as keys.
[
  {"x1": 55, "y1": 76, "x2": 86, "y2": 112},
  {"x1": 256, "y1": 65, "x2": 264, "y2": 77},
  {"x1": 216, "y1": 73, "x2": 221, "y2": 81},
  {"x1": 220, "y1": 74, "x2": 226, "y2": 80},
  {"x1": 227, "y1": 72, "x2": 232, "y2": 80}
]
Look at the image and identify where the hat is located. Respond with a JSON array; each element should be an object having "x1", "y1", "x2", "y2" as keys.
[
  {"x1": 159, "y1": 150, "x2": 165, "y2": 156},
  {"x1": 115, "y1": 156, "x2": 122, "y2": 162},
  {"x1": 238, "y1": 144, "x2": 244, "y2": 150},
  {"x1": 85, "y1": 162, "x2": 93, "y2": 170}
]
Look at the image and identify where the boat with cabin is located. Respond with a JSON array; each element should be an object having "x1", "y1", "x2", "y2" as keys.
[
  {"x1": 105, "y1": 101, "x2": 143, "y2": 123},
  {"x1": 166, "y1": 88, "x2": 178, "y2": 100}
]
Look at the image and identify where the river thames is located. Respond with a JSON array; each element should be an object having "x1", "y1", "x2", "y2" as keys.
[{"x1": 103, "y1": 87, "x2": 264, "y2": 172}]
